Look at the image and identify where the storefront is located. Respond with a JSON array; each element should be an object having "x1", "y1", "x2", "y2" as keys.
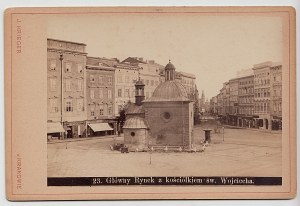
[
  {"x1": 86, "y1": 119, "x2": 117, "y2": 137},
  {"x1": 47, "y1": 122, "x2": 65, "y2": 140},
  {"x1": 63, "y1": 121, "x2": 86, "y2": 139},
  {"x1": 272, "y1": 116, "x2": 282, "y2": 130}
]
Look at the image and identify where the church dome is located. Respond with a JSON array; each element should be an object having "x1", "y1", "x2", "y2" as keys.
[
  {"x1": 123, "y1": 116, "x2": 148, "y2": 129},
  {"x1": 165, "y1": 62, "x2": 176, "y2": 70},
  {"x1": 143, "y1": 81, "x2": 190, "y2": 102}
]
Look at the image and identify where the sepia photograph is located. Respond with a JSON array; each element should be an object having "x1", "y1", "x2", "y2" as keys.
[
  {"x1": 5, "y1": 6, "x2": 296, "y2": 200},
  {"x1": 47, "y1": 10, "x2": 283, "y2": 179}
]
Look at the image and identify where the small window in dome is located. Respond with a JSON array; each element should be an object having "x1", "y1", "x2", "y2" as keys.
[
  {"x1": 131, "y1": 132, "x2": 135, "y2": 137},
  {"x1": 164, "y1": 112, "x2": 171, "y2": 119}
]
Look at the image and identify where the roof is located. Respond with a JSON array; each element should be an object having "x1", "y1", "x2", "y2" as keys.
[
  {"x1": 123, "y1": 116, "x2": 148, "y2": 129},
  {"x1": 86, "y1": 65, "x2": 115, "y2": 71},
  {"x1": 47, "y1": 38, "x2": 86, "y2": 46},
  {"x1": 177, "y1": 71, "x2": 196, "y2": 79},
  {"x1": 143, "y1": 80, "x2": 190, "y2": 102},
  {"x1": 165, "y1": 61, "x2": 176, "y2": 70},
  {"x1": 125, "y1": 102, "x2": 145, "y2": 115},
  {"x1": 122, "y1": 57, "x2": 147, "y2": 64}
]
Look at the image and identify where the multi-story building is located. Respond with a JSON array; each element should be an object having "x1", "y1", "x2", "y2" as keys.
[
  {"x1": 122, "y1": 57, "x2": 161, "y2": 99},
  {"x1": 222, "y1": 82, "x2": 230, "y2": 116},
  {"x1": 216, "y1": 93, "x2": 222, "y2": 116},
  {"x1": 237, "y1": 74, "x2": 254, "y2": 127},
  {"x1": 47, "y1": 38, "x2": 87, "y2": 139},
  {"x1": 253, "y1": 61, "x2": 272, "y2": 130},
  {"x1": 270, "y1": 63, "x2": 282, "y2": 130},
  {"x1": 176, "y1": 71, "x2": 196, "y2": 97},
  {"x1": 85, "y1": 56, "x2": 117, "y2": 137},
  {"x1": 213, "y1": 61, "x2": 282, "y2": 131},
  {"x1": 229, "y1": 78, "x2": 239, "y2": 114},
  {"x1": 228, "y1": 78, "x2": 239, "y2": 125},
  {"x1": 210, "y1": 96, "x2": 218, "y2": 114},
  {"x1": 114, "y1": 62, "x2": 140, "y2": 116}
]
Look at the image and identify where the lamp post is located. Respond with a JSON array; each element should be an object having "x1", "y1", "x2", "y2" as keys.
[{"x1": 59, "y1": 53, "x2": 64, "y2": 140}]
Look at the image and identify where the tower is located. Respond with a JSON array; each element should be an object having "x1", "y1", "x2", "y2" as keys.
[
  {"x1": 135, "y1": 78, "x2": 145, "y2": 106},
  {"x1": 165, "y1": 60, "x2": 176, "y2": 81}
]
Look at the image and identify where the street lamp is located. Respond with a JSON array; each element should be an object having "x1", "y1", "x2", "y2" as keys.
[{"x1": 59, "y1": 53, "x2": 64, "y2": 140}]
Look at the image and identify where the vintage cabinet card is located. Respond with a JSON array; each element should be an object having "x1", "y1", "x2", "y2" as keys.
[{"x1": 4, "y1": 6, "x2": 296, "y2": 200}]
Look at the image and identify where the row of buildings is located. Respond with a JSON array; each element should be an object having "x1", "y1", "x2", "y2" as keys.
[
  {"x1": 210, "y1": 61, "x2": 282, "y2": 131},
  {"x1": 47, "y1": 38, "x2": 199, "y2": 140}
]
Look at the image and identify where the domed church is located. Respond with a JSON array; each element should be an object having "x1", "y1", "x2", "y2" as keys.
[{"x1": 123, "y1": 61, "x2": 194, "y2": 150}]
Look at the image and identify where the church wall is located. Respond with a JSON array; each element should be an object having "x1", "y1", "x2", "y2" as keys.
[
  {"x1": 124, "y1": 128, "x2": 148, "y2": 149},
  {"x1": 144, "y1": 102, "x2": 192, "y2": 147}
]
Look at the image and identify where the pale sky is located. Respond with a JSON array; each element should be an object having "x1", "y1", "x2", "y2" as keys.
[{"x1": 47, "y1": 14, "x2": 282, "y2": 99}]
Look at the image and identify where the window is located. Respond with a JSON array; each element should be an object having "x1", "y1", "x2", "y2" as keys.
[
  {"x1": 108, "y1": 105, "x2": 113, "y2": 115},
  {"x1": 99, "y1": 88, "x2": 103, "y2": 99},
  {"x1": 118, "y1": 89, "x2": 122, "y2": 97},
  {"x1": 107, "y1": 76, "x2": 112, "y2": 85},
  {"x1": 50, "y1": 99, "x2": 58, "y2": 113},
  {"x1": 65, "y1": 62, "x2": 71, "y2": 72},
  {"x1": 125, "y1": 89, "x2": 129, "y2": 97},
  {"x1": 99, "y1": 76, "x2": 104, "y2": 85},
  {"x1": 50, "y1": 60, "x2": 56, "y2": 71},
  {"x1": 77, "y1": 99, "x2": 83, "y2": 111},
  {"x1": 151, "y1": 80, "x2": 154, "y2": 86},
  {"x1": 99, "y1": 105, "x2": 104, "y2": 116},
  {"x1": 65, "y1": 100, "x2": 72, "y2": 112},
  {"x1": 125, "y1": 76, "x2": 129, "y2": 83},
  {"x1": 50, "y1": 78, "x2": 56, "y2": 91},
  {"x1": 108, "y1": 89, "x2": 112, "y2": 99},
  {"x1": 65, "y1": 79, "x2": 71, "y2": 91},
  {"x1": 132, "y1": 76, "x2": 137, "y2": 83},
  {"x1": 77, "y1": 64, "x2": 83, "y2": 73},
  {"x1": 90, "y1": 74, "x2": 95, "y2": 82},
  {"x1": 131, "y1": 132, "x2": 135, "y2": 137},
  {"x1": 117, "y1": 75, "x2": 123, "y2": 83},
  {"x1": 77, "y1": 79, "x2": 83, "y2": 91},
  {"x1": 90, "y1": 89, "x2": 95, "y2": 99},
  {"x1": 90, "y1": 105, "x2": 95, "y2": 116}
]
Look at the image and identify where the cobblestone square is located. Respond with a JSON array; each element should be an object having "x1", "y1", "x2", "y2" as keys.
[{"x1": 47, "y1": 125, "x2": 282, "y2": 177}]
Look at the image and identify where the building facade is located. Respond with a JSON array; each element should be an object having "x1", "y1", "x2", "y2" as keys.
[
  {"x1": 122, "y1": 57, "x2": 161, "y2": 100},
  {"x1": 114, "y1": 63, "x2": 140, "y2": 116},
  {"x1": 237, "y1": 75, "x2": 254, "y2": 127},
  {"x1": 212, "y1": 61, "x2": 282, "y2": 131},
  {"x1": 270, "y1": 63, "x2": 282, "y2": 130},
  {"x1": 47, "y1": 38, "x2": 87, "y2": 139},
  {"x1": 253, "y1": 62, "x2": 272, "y2": 130},
  {"x1": 85, "y1": 56, "x2": 117, "y2": 137}
]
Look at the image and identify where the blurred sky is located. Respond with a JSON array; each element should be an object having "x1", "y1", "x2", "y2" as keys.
[{"x1": 47, "y1": 13, "x2": 282, "y2": 99}]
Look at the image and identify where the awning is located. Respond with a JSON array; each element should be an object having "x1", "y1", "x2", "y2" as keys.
[
  {"x1": 88, "y1": 123, "x2": 113, "y2": 132},
  {"x1": 47, "y1": 122, "x2": 65, "y2": 133}
]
